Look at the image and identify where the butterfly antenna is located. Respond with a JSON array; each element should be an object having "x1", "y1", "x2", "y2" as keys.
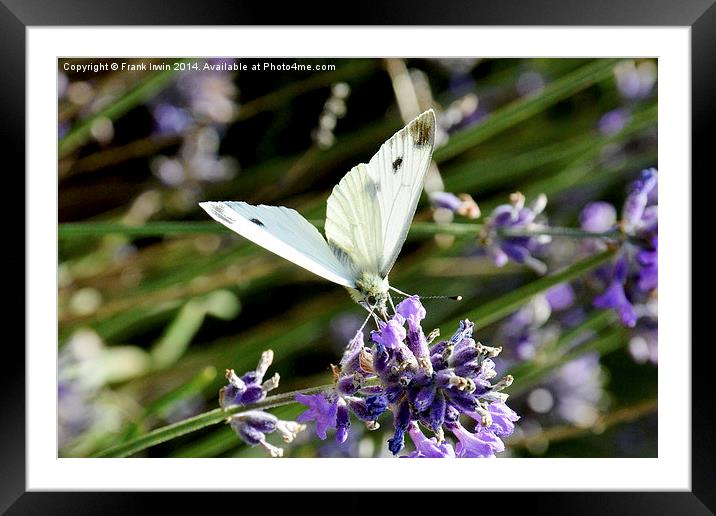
[
  {"x1": 389, "y1": 286, "x2": 462, "y2": 302},
  {"x1": 389, "y1": 286, "x2": 413, "y2": 298},
  {"x1": 420, "y1": 294, "x2": 463, "y2": 301}
]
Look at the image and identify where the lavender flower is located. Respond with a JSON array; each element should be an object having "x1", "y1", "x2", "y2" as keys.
[
  {"x1": 220, "y1": 350, "x2": 306, "y2": 457},
  {"x1": 544, "y1": 353, "x2": 606, "y2": 428},
  {"x1": 296, "y1": 297, "x2": 519, "y2": 458},
  {"x1": 295, "y1": 392, "x2": 337, "y2": 440},
  {"x1": 613, "y1": 60, "x2": 657, "y2": 100},
  {"x1": 429, "y1": 191, "x2": 480, "y2": 219},
  {"x1": 581, "y1": 168, "x2": 658, "y2": 327},
  {"x1": 628, "y1": 299, "x2": 658, "y2": 364},
  {"x1": 580, "y1": 202, "x2": 617, "y2": 233},
  {"x1": 598, "y1": 108, "x2": 631, "y2": 136},
  {"x1": 481, "y1": 192, "x2": 551, "y2": 274},
  {"x1": 498, "y1": 295, "x2": 554, "y2": 361}
]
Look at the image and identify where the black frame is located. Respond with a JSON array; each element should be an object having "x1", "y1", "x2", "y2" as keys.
[{"x1": 5, "y1": 0, "x2": 710, "y2": 512}]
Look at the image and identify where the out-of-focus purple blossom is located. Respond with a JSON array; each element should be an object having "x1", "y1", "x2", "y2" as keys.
[
  {"x1": 629, "y1": 300, "x2": 658, "y2": 364},
  {"x1": 58, "y1": 121, "x2": 71, "y2": 140},
  {"x1": 176, "y1": 61, "x2": 238, "y2": 124},
  {"x1": 580, "y1": 168, "x2": 658, "y2": 328},
  {"x1": 151, "y1": 127, "x2": 238, "y2": 189},
  {"x1": 482, "y1": 192, "x2": 551, "y2": 274},
  {"x1": 433, "y1": 58, "x2": 479, "y2": 96},
  {"x1": 580, "y1": 202, "x2": 618, "y2": 233},
  {"x1": 498, "y1": 295, "x2": 554, "y2": 361},
  {"x1": 545, "y1": 283, "x2": 576, "y2": 312},
  {"x1": 58, "y1": 72, "x2": 69, "y2": 99},
  {"x1": 152, "y1": 103, "x2": 193, "y2": 136},
  {"x1": 299, "y1": 298, "x2": 519, "y2": 458},
  {"x1": 545, "y1": 353, "x2": 606, "y2": 427},
  {"x1": 516, "y1": 70, "x2": 546, "y2": 97},
  {"x1": 438, "y1": 93, "x2": 483, "y2": 135},
  {"x1": 220, "y1": 350, "x2": 306, "y2": 457},
  {"x1": 598, "y1": 108, "x2": 631, "y2": 135},
  {"x1": 614, "y1": 60, "x2": 657, "y2": 100},
  {"x1": 429, "y1": 191, "x2": 480, "y2": 219}
]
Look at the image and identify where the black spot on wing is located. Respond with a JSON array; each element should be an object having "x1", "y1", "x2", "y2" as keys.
[
  {"x1": 392, "y1": 157, "x2": 403, "y2": 173},
  {"x1": 250, "y1": 218, "x2": 265, "y2": 226}
]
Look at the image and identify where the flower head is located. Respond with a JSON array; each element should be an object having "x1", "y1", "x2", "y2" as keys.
[
  {"x1": 580, "y1": 168, "x2": 658, "y2": 328},
  {"x1": 300, "y1": 297, "x2": 519, "y2": 458},
  {"x1": 220, "y1": 350, "x2": 305, "y2": 457},
  {"x1": 482, "y1": 192, "x2": 550, "y2": 274},
  {"x1": 429, "y1": 191, "x2": 480, "y2": 219}
]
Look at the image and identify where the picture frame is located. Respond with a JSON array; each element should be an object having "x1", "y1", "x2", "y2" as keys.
[{"x1": 5, "y1": 0, "x2": 709, "y2": 511}]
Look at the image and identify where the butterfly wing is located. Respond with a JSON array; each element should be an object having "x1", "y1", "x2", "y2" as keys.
[
  {"x1": 324, "y1": 163, "x2": 384, "y2": 276},
  {"x1": 200, "y1": 201, "x2": 356, "y2": 287},
  {"x1": 325, "y1": 110, "x2": 436, "y2": 278}
]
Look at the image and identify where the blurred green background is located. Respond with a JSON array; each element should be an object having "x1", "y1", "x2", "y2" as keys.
[{"x1": 58, "y1": 57, "x2": 657, "y2": 458}]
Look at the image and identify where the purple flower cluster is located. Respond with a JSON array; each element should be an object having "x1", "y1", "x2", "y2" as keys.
[
  {"x1": 219, "y1": 350, "x2": 306, "y2": 457},
  {"x1": 580, "y1": 168, "x2": 658, "y2": 327},
  {"x1": 296, "y1": 297, "x2": 519, "y2": 458},
  {"x1": 481, "y1": 192, "x2": 551, "y2": 274}
]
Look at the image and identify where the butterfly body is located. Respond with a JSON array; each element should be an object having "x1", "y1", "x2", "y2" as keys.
[
  {"x1": 200, "y1": 110, "x2": 436, "y2": 317},
  {"x1": 349, "y1": 272, "x2": 390, "y2": 316}
]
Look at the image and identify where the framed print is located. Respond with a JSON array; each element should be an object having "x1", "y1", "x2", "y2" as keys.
[{"x1": 4, "y1": 0, "x2": 711, "y2": 512}]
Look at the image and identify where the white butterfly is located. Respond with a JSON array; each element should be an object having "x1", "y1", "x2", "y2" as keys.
[{"x1": 200, "y1": 110, "x2": 436, "y2": 317}]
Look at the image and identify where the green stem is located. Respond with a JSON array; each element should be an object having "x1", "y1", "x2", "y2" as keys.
[
  {"x1": 497, "y1": 227, "x2": 623, "y2": 240},
  {"x1": 93, "y1": 383, "x2": 332, "y2": 458}
]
